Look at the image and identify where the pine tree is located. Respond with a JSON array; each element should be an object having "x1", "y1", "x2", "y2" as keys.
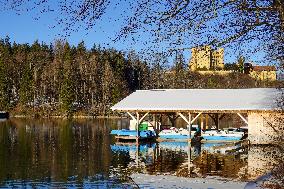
[
  {"x1": 75, "y1": 41, "x2": 88, "y2": 106},
  {"x1": 19, "y1": 63, "x2": 33, "y2": 106},
  {"x1": 0, "y1": 58, "x2": 10, "y2": 110},
  {"x1": 237, "y1": 56, "x2": 246, "y2": 73},
  {"x1": 28, "y1": 40, "x2": 48, "y2": 106},
  {"x1": 60, "y1": 43, "x2": 76, "y2": 116},
  {"x1": 12, "y1": 42, "x2": 30, "y2": 106},
  {"x1": 0, "y1": 38, "x2": 13, "y2": 110},
  {"x1": 0, "y1": 37, "x2": 274, "y2": 116},
  {"x1": 173, "y1": 52, "x2": 186, "y2": 88}
]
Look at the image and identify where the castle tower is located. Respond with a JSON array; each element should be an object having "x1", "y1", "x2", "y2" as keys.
[
  {"x1": 189, "y1": 46, "x2": 224, "y2": 71},
  {"x1": 211, "y1": 48, "x2": 224, "y2": 70}
]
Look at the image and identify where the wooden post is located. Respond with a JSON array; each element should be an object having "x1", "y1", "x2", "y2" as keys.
[
  {"x1": 136, "y1": 112, "x2": 140, "y2": 143},
  {"x1": 206, "y1": 114, "x2": 209, "y2": 129},
  {"x1": 188, "y1": 112, "x2": 192, "y2": 177},
  {"x1": 188, "y1": 113, "x2": 192, "y2": 141},
  {"x1": 200, "y1": 114, "x2": 204, "y2": 130},
  {"x1": 153, "y1": 114, "x2": 156, "y2": 131},
  {"x1": 159, "y1": 114, "x2": 162, "y2": 132},
  {"x1": 216, "y1": 114, "x2": 219, "y2": 130},
  {"x1": 237, "y1": 113, "x2": 248, "y2": 125}
]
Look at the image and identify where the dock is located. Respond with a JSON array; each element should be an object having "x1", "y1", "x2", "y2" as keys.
[
  {"x1": 115, "y1": 135, "x2": 156, "y2": 142},
  {"x1": 110, "y1": 88, "x2": 283, "y2": 144}
]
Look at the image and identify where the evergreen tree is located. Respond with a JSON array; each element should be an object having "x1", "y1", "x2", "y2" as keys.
[
  {"x1": 0, "y1": 37, "x2": 276, "y2": 116},
  {"x1": 0, "y1": 38, "x2": 12, "y2": 110},
  {"x1": 60, "y1": 43, "x2": 76, "y2": 116},
  {"x1": 12, "y1": 43, "x2": 30, "y2": 104},
  {"x1": 75, "y1": 41, "x2": 88, "y2": 106},
  {"x1": 237, "y1": 56, "x2": 246, "y2": 73},
  {"x1": 0, "y1": 58, "x2": 10, "y2": 110},
  {"x1": 19, "y1": 63, "x2": 33, "y2": 106},
  {"x1": 28, "y1": 40, "x2": 49, "y2": 106},
  {"x1": 173, "y1": 52, "x2": 186, "y2": 88}
]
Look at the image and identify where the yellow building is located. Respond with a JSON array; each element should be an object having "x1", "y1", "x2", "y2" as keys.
[
  {"x1": 249, "y1": 66, "x2": 277, "y2": 81},
  {"x1": 189, "y1": 46, "x2": 224, "y2": 71}
]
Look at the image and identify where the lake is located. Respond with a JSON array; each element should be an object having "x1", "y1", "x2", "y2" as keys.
[{"x1": 0, "y1": 118, "x2": 283, "y2": 189}]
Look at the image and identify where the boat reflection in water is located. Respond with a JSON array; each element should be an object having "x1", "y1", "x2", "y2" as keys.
[
  {"x1": 0, "y1": 118, "x2": 283, "y2": 188},
  {"x1": 110, "y1": 141, "x2": 247, "y2": 179},
  {"x1": 111, "y1": 140, "x2": 284, "y2": 188}
]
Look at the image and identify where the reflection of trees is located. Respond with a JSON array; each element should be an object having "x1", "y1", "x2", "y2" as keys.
[
  {"x1": 0, "y1": 118, "x2": 113, "y2": 184},
  {"x1": 2, "y1": 118, "x2": 283, "y2": 187},
  {"x1": 118, "y1": 143, "x2": 247, "y2": 180},
  {"x1": 114, "y1": 144, "x2": 188, "y2": 176},
  {"x1": 146, "y1": 149, "x2": 187, "y2": 174},
  {"x1": 193, "y1": 151, "x2": 247, "y2": 179}
]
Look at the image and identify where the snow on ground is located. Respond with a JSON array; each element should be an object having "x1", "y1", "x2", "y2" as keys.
[{"x1": 131, "y1": 173, "x2": 247, "y2": 189}]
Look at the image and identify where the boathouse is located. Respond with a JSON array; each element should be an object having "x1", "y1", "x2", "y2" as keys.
[{"x1": 111, "y1": 88, "x2": 283, "y2": 144}]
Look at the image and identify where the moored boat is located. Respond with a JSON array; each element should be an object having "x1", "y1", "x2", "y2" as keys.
[
  {"x1": 158, "y1": 127, "x2": 197, "y2": 140},
  {"x1": 110, "y1": 129, "x2": 156, "y2": 138},
  {"x1": 202, "y1": 129, "x2": 244, "y2": 141},
  {"x1": 158, "y1": 125, "x2": 200, "y2": 141},
  {"x1": 110, "y1": 121, "x2": 156, "y2": 141}
]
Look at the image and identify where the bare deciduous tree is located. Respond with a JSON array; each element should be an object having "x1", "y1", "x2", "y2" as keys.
[{"x1": 1, "y1": 0, "x2": 283, "y2": 63}]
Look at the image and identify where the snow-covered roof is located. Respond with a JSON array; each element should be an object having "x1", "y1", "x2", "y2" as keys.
[{"x1": 111, "y1": 88, "x2": 282, "y2": 112}]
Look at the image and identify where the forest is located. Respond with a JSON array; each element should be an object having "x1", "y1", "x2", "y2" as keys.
[{"x1": 0, "y1": 37, "x2": 279, "y2": 117}]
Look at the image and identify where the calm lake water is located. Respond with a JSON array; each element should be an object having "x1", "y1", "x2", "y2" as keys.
[{"x1": 0, "y1": 118, "x2": 283, "y2": 189}]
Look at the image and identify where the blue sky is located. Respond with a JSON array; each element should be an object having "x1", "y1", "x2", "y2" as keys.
[
  {"x1": 0, "y1": 4, "x2": 269, "y2": 66},
  {"x1": 0, "y1": 7, "x2": 122, "y2": 48}
]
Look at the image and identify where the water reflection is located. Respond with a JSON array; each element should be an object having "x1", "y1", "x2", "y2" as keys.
[
  {"x1": 0, "y1": 118, "x2": 137, "y2": 188},
  {"x1": 111, "y1": 141, "x2": 247, "y2": 179},
  {"x1": 0, "y1": 118, "x2": 283, "y2": 188}
]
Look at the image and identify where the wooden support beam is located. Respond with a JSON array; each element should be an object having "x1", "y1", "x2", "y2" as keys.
[
  {"x1": 136, "y1": 112, "x2": 140, "y2": 143},
  {"x1": 187, "y1": 114, "x2": 192, "y2": 174},
  {"x1": 237, "y1": 113, "x2": 248, "y2": 125},
  {"x1": 216, "y1": 114, "x2": 219, "y2": 130},
  {"x1": 178, "y1": 112, "x2": 202, "y2": 125},
  {"x1": 127, "y1": 112, "x2": 137, "y2": 122},
  {"x1": 206, "y1": 114, "x2": 209, "y2": 129},
  {"x1": 188, "y1": 113, "x2": 192, "y2": 140},
  {"x1": 153, "y1": 114, "x2": 156, "y2": 130},
  {"x1": 191, "y1": 112, "x2": 202, "y2": 124},
  {"x1": 167, "y1": 113, "x2": 179, "y2": 127},
  {"x1": 219, "y1": 113, "x2": 226, "y2": 120},
  {"x1": 200, "y1": 114, "x2": 204, "y2": 130},
  {"x1": 159, "y1": 114, "x2": 162, "y2": 131},
  {"x1": 139, "y1": 112, "x2": 149, "y2": 123},
  {"x1": 178, "y1": 112, "x2": 190, "y2": 125}
]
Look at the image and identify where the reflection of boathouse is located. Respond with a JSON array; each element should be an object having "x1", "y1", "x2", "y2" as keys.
[
  {"x1": 247, "y1": 145, "x2": 284, "y2": 180},
  {"x1": 111, "y1": 141, "x2": 249, "y2": 179},
  {"x1": 111, "y1": 88, "x2": 283, "y2": 144}
]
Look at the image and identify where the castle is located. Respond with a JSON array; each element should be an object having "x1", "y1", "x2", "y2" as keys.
[
  {"x1": 188, "y1": 46, "x2": 277, "y2": 81},
  {"x1": 189, "y1": 45, "x2": 224, "y2": 71}
]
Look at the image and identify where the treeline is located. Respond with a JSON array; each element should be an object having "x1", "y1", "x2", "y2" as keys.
[{"x1": 0, "y1": 37, "x2": 278, "y2": 117}]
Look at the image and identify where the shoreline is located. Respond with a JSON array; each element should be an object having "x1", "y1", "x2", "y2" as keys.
[
  {"x1": 131, "y1": 173, "x2": 248, "y2": 189},
  {"x1": 9, "y1": 115, "x2": 128, "y2": 119}
]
